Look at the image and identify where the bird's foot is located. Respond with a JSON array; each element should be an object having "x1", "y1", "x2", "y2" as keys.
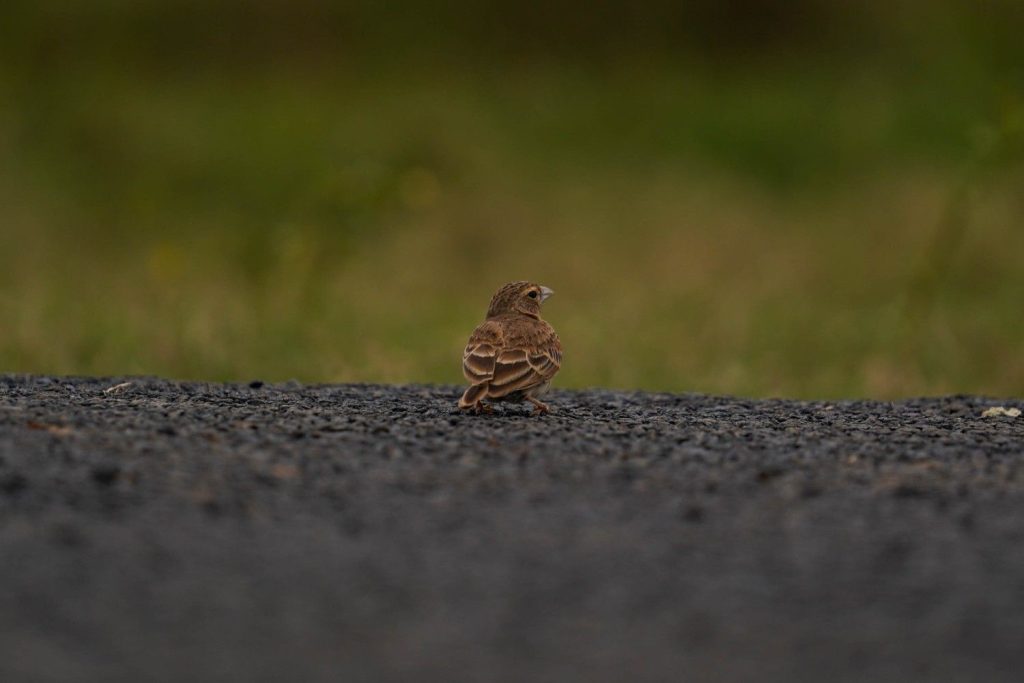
[
  {"x1": 473, "y1": 402, "x2": 494, "y2": 415},
  {"x1": 528, "y1": 397, "x2": 550, "y2": 416}
]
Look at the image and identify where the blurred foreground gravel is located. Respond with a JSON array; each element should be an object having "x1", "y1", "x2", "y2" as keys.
[{"x1": 2, "y1": 375, "x2": 1023, "y2": 682}]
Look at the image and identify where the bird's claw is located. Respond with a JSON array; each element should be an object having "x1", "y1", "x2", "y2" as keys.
[{"x1": 528, "y1": 398, "x2": 550, "y2": 416}]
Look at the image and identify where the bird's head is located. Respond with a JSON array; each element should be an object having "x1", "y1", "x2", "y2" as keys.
[{"x1": 486, "y1": 281, "x2": 553, "y2": 319}]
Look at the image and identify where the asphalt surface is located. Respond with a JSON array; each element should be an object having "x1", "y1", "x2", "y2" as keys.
[{"x1": 1, "y1": 375, "x2": 1023, "y2": 682}]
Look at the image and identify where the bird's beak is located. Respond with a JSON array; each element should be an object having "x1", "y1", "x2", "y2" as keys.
[{"x1": 539, "y1": 286, "x2": 554, "y2": 303}]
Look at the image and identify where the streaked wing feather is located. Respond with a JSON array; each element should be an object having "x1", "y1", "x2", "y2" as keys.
[
  {"x1": 491, "y1": 356, "x2": 534, "y2": 388},
  {"x1": 462, "y1": 321, "x2": 504, "y2": 385},
  {"x1": 528, "y1": 352, "x2": 559, "y2": 379},
  {"x1": 462, "y1": 342, "x2": 496, "y2": 382},
  {"x1": 488, "y1": 345, "x2": 557, "y2": 398}
]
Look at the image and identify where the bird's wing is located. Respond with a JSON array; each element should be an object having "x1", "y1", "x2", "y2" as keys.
[
  {"x1": 462, "y1": 320, "x2": 503, "y2": 384},
  {"x1": 487, "y1": 323, "x2": 562, "y2": 399}
]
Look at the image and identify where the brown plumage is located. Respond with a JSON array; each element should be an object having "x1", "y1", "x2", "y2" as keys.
[{"x1": 459, "y1": 281, "x2": 562, "y2": 415}]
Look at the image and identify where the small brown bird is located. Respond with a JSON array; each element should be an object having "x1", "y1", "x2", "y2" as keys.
[{"x1": 459, "y1": 281, "x2": 562, "y2": 415}]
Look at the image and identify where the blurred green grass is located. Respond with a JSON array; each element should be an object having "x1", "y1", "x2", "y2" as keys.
[{"x1": 1, "y1": 1, "x2": 1023, "y2": 398}]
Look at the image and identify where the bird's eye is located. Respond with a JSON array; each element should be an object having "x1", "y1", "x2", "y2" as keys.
[{"x1": 527, "y1": 290, "x2": 538, "y2": 299}]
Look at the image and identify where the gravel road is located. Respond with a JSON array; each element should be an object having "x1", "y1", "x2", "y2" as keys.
[{"x1": 2, "y1": 375, "x2": 1023, "y2": 682}]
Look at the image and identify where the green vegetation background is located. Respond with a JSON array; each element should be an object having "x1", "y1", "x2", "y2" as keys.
[{"x1": 2, "y1": 1, "x2": 1022, "y2": 398}]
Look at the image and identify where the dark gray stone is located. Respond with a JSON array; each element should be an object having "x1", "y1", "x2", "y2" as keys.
[{"x1": 1, "y1": 374, "x2": 1023, "y2": 682}]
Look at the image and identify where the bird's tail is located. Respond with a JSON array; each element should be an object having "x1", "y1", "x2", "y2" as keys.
[{"x1": 458, "y1": 383, "x2": 488, "y2": 409}]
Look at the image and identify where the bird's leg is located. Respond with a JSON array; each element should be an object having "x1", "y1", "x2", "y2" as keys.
[
  {"x1": 527, "y1": 397, "x2": 550, "y2": 416},
  {"x1": 474, "y1": 401, "x2": 494, "y2": 415}
]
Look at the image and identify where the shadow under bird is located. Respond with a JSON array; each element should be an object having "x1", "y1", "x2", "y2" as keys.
[{"x1": 458, "y1": 281, "x2": 562, "y2": 415}]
